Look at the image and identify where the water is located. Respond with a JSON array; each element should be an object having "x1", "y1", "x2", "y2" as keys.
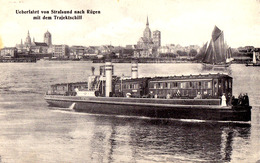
[{"x1": 0, "y1": 61, "x2": 259, "y2": 163}]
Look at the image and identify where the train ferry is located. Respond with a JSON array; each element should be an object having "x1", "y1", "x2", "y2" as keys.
[{"x1": 44, "y1": 62, "x2": 251, "y2": 122}]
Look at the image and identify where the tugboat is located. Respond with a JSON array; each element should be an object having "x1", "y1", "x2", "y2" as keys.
[{"x1": 45, "y1": 61, "x2": 252, "y2": 122}]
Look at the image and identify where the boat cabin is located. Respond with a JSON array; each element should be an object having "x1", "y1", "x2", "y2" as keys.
[
  {"x1": 114, "y1": 78, "x2": 150, "y2": 97},
  {"x1": 47, "y1": 82, "x2": 88, "y2": 95},
  {"x1": 148, "y1": 73, "x2": 232, "y2": 99}
]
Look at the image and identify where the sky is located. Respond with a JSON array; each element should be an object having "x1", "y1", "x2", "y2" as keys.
[{"x1": 0, "y1": 0, "x2": 259, "y2": 48}]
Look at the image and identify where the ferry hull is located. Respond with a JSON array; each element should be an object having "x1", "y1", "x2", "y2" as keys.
[
  {"x1": 45, "y1": 96, "x2": 251, "y2": 122},
  {"x1": 246, "y1": 63, "x2": 260, "y2": 67}
]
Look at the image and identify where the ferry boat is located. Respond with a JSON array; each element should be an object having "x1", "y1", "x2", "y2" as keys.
[{"x1": 44, "y1": 62, "x2": 252, "y2": 122}]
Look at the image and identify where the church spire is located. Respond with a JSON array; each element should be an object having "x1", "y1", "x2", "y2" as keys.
[
  {"x1": 143, "y1": 16, "x2": 151, "y2": 39},
  {"x1": 25, "y1": 30, "x2": 32, "y2": 45}
]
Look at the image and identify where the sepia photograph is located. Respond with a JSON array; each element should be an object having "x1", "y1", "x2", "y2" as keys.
[{"x1": 0, "y1": 0, "x2": 259, "y2": 162}]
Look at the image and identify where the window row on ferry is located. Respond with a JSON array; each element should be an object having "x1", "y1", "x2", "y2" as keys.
[{"x1": 149, "y1": 81, "x2": 212, "y2": 89}]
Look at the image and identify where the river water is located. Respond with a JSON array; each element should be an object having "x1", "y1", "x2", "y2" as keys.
[{"x1": 0, "y1": 61, "x2": 259, "y2": 163}]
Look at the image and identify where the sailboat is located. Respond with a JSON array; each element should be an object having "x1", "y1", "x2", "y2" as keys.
[
  {"x1": 246, "y1": 49, "x2": 260, "y2": 66},
  {"x1": 225, "y1": 47, "x2": 234, "y2": 63},
  {"x1": 199, "y1": 26, "x2": 232, "y2": 68}
]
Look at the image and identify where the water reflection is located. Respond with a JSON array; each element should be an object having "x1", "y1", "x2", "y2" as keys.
[{"x1": 85, "y1": 116, "x2": 251, "y2": 162}]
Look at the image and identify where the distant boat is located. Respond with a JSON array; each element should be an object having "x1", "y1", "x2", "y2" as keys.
[
  {"x1": 225, "y1": 47, "x2": 234, "y2": 63},
  {"x1": 197, "y1": 26, "x2": 233, "y2": 68},
  {"x1": 246, "y1": 49, "x2": 260, "y2": 66}
]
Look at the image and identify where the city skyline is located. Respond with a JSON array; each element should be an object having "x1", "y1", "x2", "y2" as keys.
[{"x1": 0, "y1": 0, "x2": 259, "y2": 48}]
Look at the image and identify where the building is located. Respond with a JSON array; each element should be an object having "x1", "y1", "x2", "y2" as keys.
[
  {"x1": 125, "y1": 45, "x2": 136, "y2": 49},
  {"x1": 84, "y1": 46, "x2": 99, "y2": 58},
  {"x1": 99, "y1": 45, "x2": 114, "y2": 54},
  {"x1": 16, "y1": 30, "x2": 52, "y2": 55},
  {"x1": 0, "y1": 47, "x2": 17, "y2": 58},
  {"x1": 157, "y1": 44, "x2": 200, "y2": 59},
  {"x1": 137, "y1": 17, "x2": 161, "y2": 58},
  {"x1": 153, "y1": 30, "x2": 161, "y2": 47},
  {"x1": 16, "y1": 39, "x2": 25, "y2": 53},
  {"x1": 51, "y1": 44, "x2": 69, "y2": 58},
  {"x1": 30, "y1": 42, "x2": 49, "y2": 54},
  {"x1": 24, "y1": 31, "x2": 32, "y2": 49},
  {"x1": 44, "y1": 30, "x2": 52, "y2": 46},
  {"x1": 69, "y1": 46, "x2": 86, "y2": 59}
]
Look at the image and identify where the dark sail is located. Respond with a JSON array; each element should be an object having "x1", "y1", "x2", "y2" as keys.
[
  {"x1": 212, "y1": 26, "x2": 222, "y2": 41},
  {"x1": 202, "y1": 40, "x2": 214, "y2": 64},
  {"x1": 194, "y1": 42, "x2": 208, "y2": 60}
]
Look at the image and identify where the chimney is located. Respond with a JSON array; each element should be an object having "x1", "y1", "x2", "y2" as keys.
[
  {"x1": 105, "y1": 61, "x2": 113, "y2": 97},
  {"x1": 131, "y1": 61, "x2": 138, "y2": 79},
  {"x1": 253, "y1": 51, "x2": 256, "y2": 64}
]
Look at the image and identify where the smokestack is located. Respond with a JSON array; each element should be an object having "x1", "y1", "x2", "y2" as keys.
[
  {"x1": 131, "y1": 61, "x2": 138, "y2": 79},
  {"x1": 253, "y1": 51, "x2": 256, "y2": 64},
  {"x1": 105, "y1": 61, "x2": 113, "y2": 97}
]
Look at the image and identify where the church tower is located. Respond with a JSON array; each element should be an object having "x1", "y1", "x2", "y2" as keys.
[
  {"x1": 143, "y1": 16, "x2": 152, "y2": 40},
  {"x1": 153, "y1": 30, "x2": 161, "y2": 47},
  {"x1": 44, "y1": 30, "x2": 52, "y2": 46},
  {"x1": 25, "y1": 30, "x2": 31, "y2": 46}
]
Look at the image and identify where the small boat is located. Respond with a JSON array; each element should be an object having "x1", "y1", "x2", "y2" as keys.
[{"x1": 44, "y1": 62, "x2": 252, "y2": 122}]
